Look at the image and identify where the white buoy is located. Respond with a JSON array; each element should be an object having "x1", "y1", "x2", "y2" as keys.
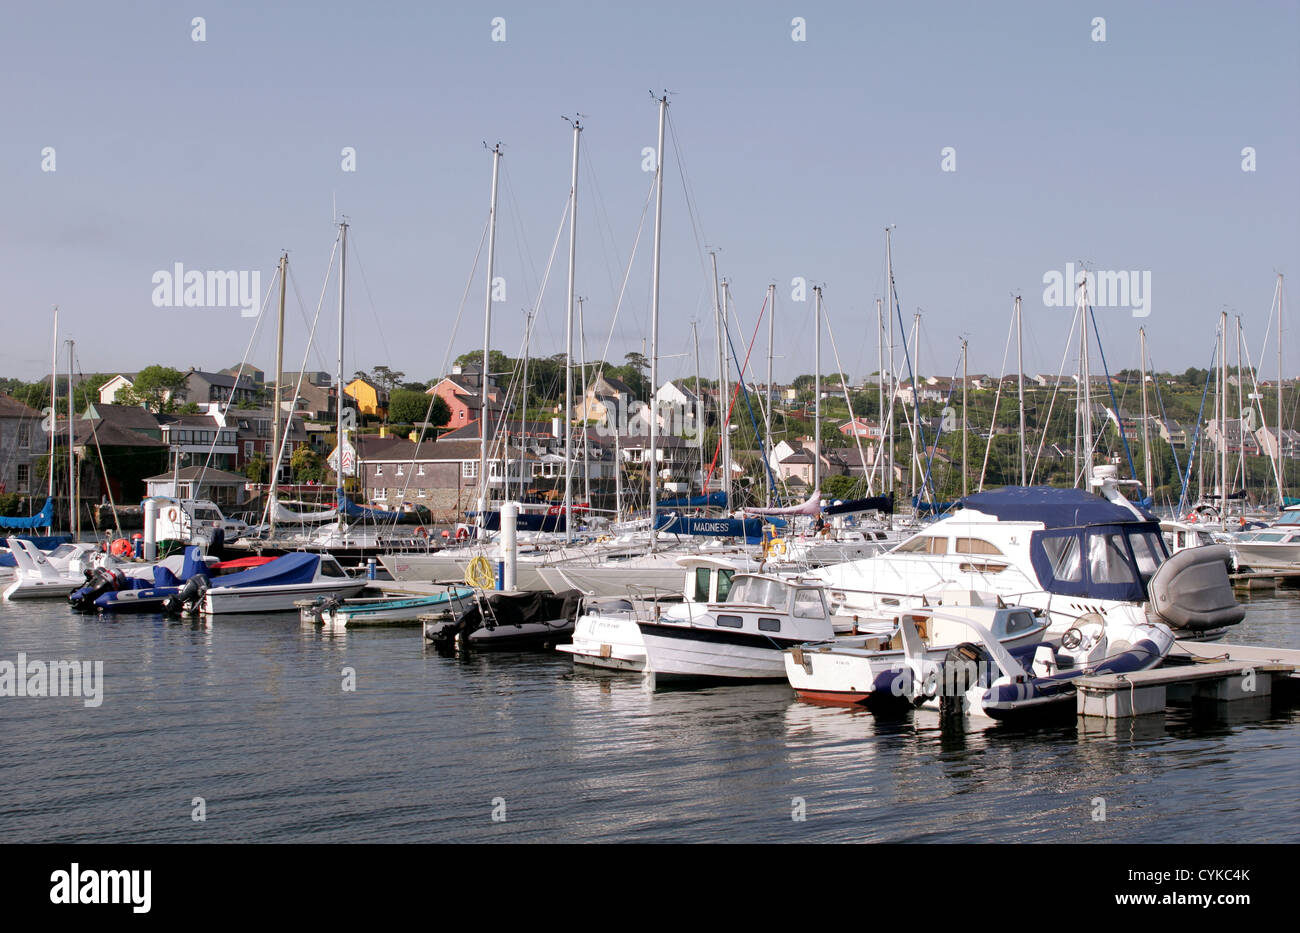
[
  {"x1": 501, "y1": 501, "x2": 518, "y2": 591},
  {"x1": 143, "y1": 498, "x2": 159, "y2": 560}
]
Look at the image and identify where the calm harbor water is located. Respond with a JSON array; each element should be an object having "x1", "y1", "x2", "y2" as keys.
[{"x1": 1, "y1": 589, "x2": 1298, "y2": 844}]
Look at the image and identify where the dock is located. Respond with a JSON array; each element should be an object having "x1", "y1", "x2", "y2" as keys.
[
  {"x1": 1229, "y1": 569, "x2": 1300, "y2": 590},
  {"x1": 1076, "y1": 654, "x2": 1296, "y2": 719}
]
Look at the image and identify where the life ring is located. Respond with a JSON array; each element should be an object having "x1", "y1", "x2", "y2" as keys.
[
  {"x1": 456, "y1": 526, "x2": 470, "y2": 541},
  {"x1": 166, "y1": 508, "x2": 178, "y2": 523},
  {"x1": 465, "y1": 555, "x2": 495, "y2": 589},
  {"x1": 769, "y1": 537, "x2": 786, "y2": 556},
  {"x1": 415, "y1": 526, "x2": 428, "y2": 538}
]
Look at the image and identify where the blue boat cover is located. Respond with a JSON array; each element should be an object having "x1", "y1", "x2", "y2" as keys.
[
  {"x1": 653, "y1": 513, "x2": 784, "y2": 543},
  {"x1": 0, "y1": 498, "x2": 54, "y2": 529},
  {"x1": 958, "y1": 486, "x2": 1153, "y2": 528},
  {"x1": 659, "y1": 492, "x2": 728, "y2": 509},
  {"x1": 336, "y1": 489, "x2": 407, "y2": 522},
  {"x1": 205, "y1": 552, "x2": 319, "y2": 588},
  {"x1": 824, "y1": 495, "x2": 893, "y2": 516}
]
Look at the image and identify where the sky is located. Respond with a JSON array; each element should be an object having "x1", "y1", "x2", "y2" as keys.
[{"x1": 1, "y1": 1, "x2": 1297, "y2": 394}]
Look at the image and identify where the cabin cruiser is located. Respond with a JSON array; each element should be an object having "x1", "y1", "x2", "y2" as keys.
[
  {"x1": 1226, "y1": 509, "x2": 1300, "y2": 572},
  {"x1": 635, "y1": 572, "x2": 892, "y2": 682},
  {"x1": 810, "y1": 474, "x2": 1245, "y2": 642},
  {"x1": 782, "y1": 590, "x2": 1051, "y2": 705},
  {"x1": 557, "y1": 554, "x2": 760, "y2": 671}
]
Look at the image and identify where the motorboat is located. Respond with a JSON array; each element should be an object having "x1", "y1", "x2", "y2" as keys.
[
  {"x1": 423, "y1": 589, "x2": 582, "y2": 651},
  {"x1": 810, "y1": 472, "x2": 1245, "y2": 642},
  {"x1": 1226, "y1": 509, "x2": 1300, "y2": 572},
  {"x1": 3, "y1": 538, "x2": 102, "y2": 600},
  {"x1": 782, "y1": 590, "x2": 1050, "y2": 705},
  {"x1": 892, "y1": 601, "x2": 1176, "y2": 721},
  {"x1": 168, "y1": 552, "x2": 367, "y2": 615},
  {"x1": 298, "y1": 585, "x2": 474, "y2": 628},
  {"x1": 557, "y1": 554, "x2": 760, "y2": 672},
  {"x1": 635, "y1": 572, "x2": 889, "y2": 683}
]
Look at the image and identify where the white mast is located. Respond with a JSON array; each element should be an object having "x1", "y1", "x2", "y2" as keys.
[
  {"x1": 579, "y1": 296, "x2": 591, "y2": 513},
  {"x1": 1140, "y1": 326, "x2": 1152, "y2": 495},
  {"x1": 1279, "y1": 273, "x2": 1286, "y2": 503},
  {"x1": 1016, "y1": 295, "x2": 1026, "y2": 485},
  {"x1": 910, "y1": 310, "x2": 920, "y2": 500},
  {"x1": 563, "y1": 117, "x2": 582, "y2": 544},
  {"x1": 720, "y1": 280, "x2": 733, "y2": 507},
  {"x1": 648, "y1": 93, "x2": 667, "y2": 552},
  {"x1": 813, "y1": 285, "x2": 822, "y2": 496},
  {"x1": 48, "y1": 307, "x2": 57, "y2": 533},
  {"x1": 478, "y1": 144, "x2": 502, "y2": 540},
  {"x1": 875, "y1": 297, "x2": 884, "y2": 496},
  {"x1": 766, "y1": 283, "x2": 776, "y2": 507},
  {"x1": 1079, "y1": 274, "x2": 1093, "y2": 488},
  {"x1": 269, "y1": 252, "x2": 287, "y2": 536},
  {"x1": 518, "y1": 309, "x2": 532, "y2": 502},
  {"x1": 885, "y1": 227, "x2": 896, "y2": 497},
  {"x1": 693, "y1": 320, "x2": 704, "y2": 497},
  {"x1": 962, "y1": 337, "x2": 969, "y2": 498},
  {"x1": 1219, "y1": 310, "x2": 1228, "y2": 527},
  {"x1": 67, "y1": 338, "x2": 76, "y2": 540},
  {"x1": 336, "y1": 221, "x2": 348, "y2": 534}
]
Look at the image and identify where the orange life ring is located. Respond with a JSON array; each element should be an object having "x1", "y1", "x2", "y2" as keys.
[
  {"x1": 166, "y1": 507, "x2": 179, "y2": 523},
  {"x1": 456, "y1": 527, "x2": 470, "y2": 541},
  {"x1": 415, "y1": 525, "x2": 428, "y2": 538}
]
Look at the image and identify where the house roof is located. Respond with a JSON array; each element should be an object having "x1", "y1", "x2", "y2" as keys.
[
  {"x1": 86, "y1": 403, "x2": 162, "y2": 433},
  {"x1": 143, "y1": 465, "x2": 247, "y2": 484},
  {"x1": 0, "y1": 395, "x2": 43, "y2": 419}
]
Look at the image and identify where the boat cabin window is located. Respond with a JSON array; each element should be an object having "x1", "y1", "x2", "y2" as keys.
[
  {"x1": 318, "y1": 558, "x2": 346, "y2": 578},
  {"x1": 1127, "y1": 531, "x2": 1165, "y2": 579},
  {"x1": 716, "y1": 569, "x2": 734, "y2": 601},
  {"x1": 1004, "y1": 610, "x2": 1036, "y2": 635},
  {"x1": 726, "y1": 577, "x2": 785, "y2": 608},
  {"x1": 1088, "y1": 534, "x2": 1136, "y2": 585},
  {"x1": 692, "y1": 567, "x2": 711, "y2": 602},
  {"x1": 791, "y1": 588, "x2": 825, "y2": 619},
  {"x1": 758, "y1": 617, "x2": 781, "y2": 632},
  {"x1": 1041, "y1": 535, "x2": 1083, "y2": 582},
  {"x1": 954, "y1": 537, "x2": 1002, "y2": 555},
  {"x1": 193, "y1": 508, "x2": 222, "y2": 523},
  {"x1": 895, "y1": 535, "x2": 946, "y2": 555},
  {"x1": 716, "y1": 614, "x2": 743, "y2": 628}
]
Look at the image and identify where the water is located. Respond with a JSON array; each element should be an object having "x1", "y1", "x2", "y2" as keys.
[{"x1": 1, "y1": 589, "x2": 1297, "y2": 843}]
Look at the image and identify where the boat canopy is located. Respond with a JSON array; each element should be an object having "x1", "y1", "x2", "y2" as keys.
[
  {"x1": 660, "y1": 491, "x2": 727, "y2": 508},
  {"x1": 959, "y1": 486, "x2": 1153, "y2": 528},
  {"x1": 1029, "y1": 522, "x2": 1167, "y2": 603},
  {"x1": 0, "y1": 497, "x2": 54, "y2": 529},
  {"x1": 205, "y1": 552, "x2": 320, "y2": 588}
]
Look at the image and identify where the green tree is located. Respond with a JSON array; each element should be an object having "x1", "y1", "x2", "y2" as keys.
[
  {"x1": 245, "y1": 452, "x2": 269, "y2": 484},
  {"x1": 290, "y1": 445, "x2": 327, "y2": 483},
  {"x1": 116, "y1": 366, "x2": 189, "y2": 413},
  {"x1": 389, "y1": 389, "x2": 449, "y2": 426},
  {"x1": 371, "y1": 365, "x2": 405, "y2": 393}
]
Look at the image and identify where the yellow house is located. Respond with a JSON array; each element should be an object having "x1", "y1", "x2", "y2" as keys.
[{"x1": 345, "y1": 378, "x2": 388, "y2": 418}]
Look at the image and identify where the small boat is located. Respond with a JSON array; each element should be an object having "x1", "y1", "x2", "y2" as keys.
[
  {"x1": 298, "y1": 586, "x2": 474, "y2": 627},
  {"x1": 635, "y1": 573, "x2": 880, "y2": 683},
  {"x1": 170, "y1": 552, "x2": 367, "y2": 615},
  {"x1": 423, "y1": 589, "x2": 582, "y2": 651},
  {"x1": 3, "y1": 538, "x2": 101, "y2": 600},
  {"x1": 556, "y1": 554, "x2": 760, "y2": 672},
  {"x1": 894, "y1": 607, "x2": 1175, "y2": 721},
  {"x1": 782, "y1": 590, "x2": 1051, "y2": 705},
  {"x1": 71, "y1": 547, "x2": 217, "y2": 612},
  {"x1": 1227, "y1": 509, "x2": 1300, "y2": 572}
]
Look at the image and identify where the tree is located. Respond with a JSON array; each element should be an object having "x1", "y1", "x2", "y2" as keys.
[
  {"x1": 389, "y1": 389, "x2": 449, "y2": 426},
  {"x1": 116, "y1": 366, "x2": 189, "y2": 413},
  {"x1": 245, "y1": 452, "x2": 268, "y2": 484},
  {"x1": 290, "y1": 445, "x2": 327, "y2": 483},
  {"x1": 371, "y1": 365, "x2": 405, "y2": 393}
]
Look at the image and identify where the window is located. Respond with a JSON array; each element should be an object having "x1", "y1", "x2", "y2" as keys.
[
  {"x1": 758, "y1": 617, "x2": 781, "y2": 633},
  {"x1": 375, "y1": 465, "x2": 384, "y2": 476},
  {"x1": 1004, "y1": 610, "x2": 1036, "y2": 635},
  {"x1": 1127, "y1": 531, "x2": 1165, "y2": 579},
  {"x1": 693, "y1": 567, "x2": 711, "y2": 602},
  {"x1": 396, "y1": 465, "x2": 404, "y2": 477},
  {"x1": 792, "y1": 589, "x2": 825, "y2": 619},
  {"x1": 462, "y1": 461, "x2": 478, "y2": 479},
  {"x1": 895, "y1": 535, "x2": 946, "y2": 555},
  {"x1": 417, "y1": 465, "x2": 425, "y2": 476},
  {"x1": 16, "y1": 464, "x2": 30, "y2": 490},
  {"x1": 1088, "y1": 533, "x2": 1135, "y2": 585},
  {"x1": 716, "y1": 569, "x2": 734, "y2": 601},
  {"x1": 18, "y1": 424, "x2": 31, "y2": 448},
  {"x1": 716, "y1": 614, "x2": 743, "y2": 628},
  {"x1": 954, "y1": 537, "x2": 1002, "y2": 555},
  {"x1": 244, "y1": 441, "x2": 254, "y2": 459}
]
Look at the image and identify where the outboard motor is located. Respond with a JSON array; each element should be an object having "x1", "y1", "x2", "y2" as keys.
[
  {"x1": 1147, "y1": 544, "x2": 1245, "y2": 634},
  {"x1": 938, "y1": 642, "x2": 992, "y2": 719},
  {"x1": 69, "y1": 567, "x2": 126, "y2": 611},
  {"x1": 163, "y1": 574, "x2": 209, "y2": 615}
]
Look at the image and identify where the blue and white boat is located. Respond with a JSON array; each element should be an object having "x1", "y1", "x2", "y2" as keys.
[{"x1": 298, "y1": 586, "x2": 474, "y2": 627}]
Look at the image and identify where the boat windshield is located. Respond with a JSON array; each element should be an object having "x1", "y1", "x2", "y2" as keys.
[
  {"x1": 1030, "y1": 522, "x2": 1167, "y2": 601},
  {"x1": 724, "y1": 576, "x2": 787, "y2": 608}
]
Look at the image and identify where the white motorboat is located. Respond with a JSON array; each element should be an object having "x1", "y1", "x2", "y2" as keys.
[
  {"x1": 191, "y1": 552, "x2": 367, "y2": 615},
  {"x1": 3, "y1": 538, "x2": 101, "y2": 600},
  {"x1": 811, "y1": 475, "x2": 1245, "y2": 642},
  {"x1": 782, "y1": 590, "x2": 1050, "y2": 705},
  {"x1": 557, "y1": 554, "x2": 759, "y2": 672},
  {"x1": 635, "y1": 572, "x2": 886, "y2": 683},
  {"x1": 298, "y1": 586, "x2": 474, "y2": 628},
  {"x1": 1227, "y1": 509, "x2": 1300, "y2": 572}
]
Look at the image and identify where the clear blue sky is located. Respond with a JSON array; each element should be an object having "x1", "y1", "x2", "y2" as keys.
[{"x1": 2, "y1": 1, "x2": 1296, "y2": 392}]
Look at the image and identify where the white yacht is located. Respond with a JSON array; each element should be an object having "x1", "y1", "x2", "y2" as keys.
[{"x1": 810, "y1": 476, "x2": 1244, "y2": 642}]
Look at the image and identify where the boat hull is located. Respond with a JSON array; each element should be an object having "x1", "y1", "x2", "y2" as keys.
[{"x1": 202, "y1": 579, "x2": 368, "y2": 615}]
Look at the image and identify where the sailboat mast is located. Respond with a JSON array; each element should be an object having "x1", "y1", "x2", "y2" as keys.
[
  {"x1": 518, "y1": 309, "x2": 532, "y2": 502},
  {"x1": 962, "y1": 337, "x2": 969, "y2": 498},
  {"x1": 336, "y1": 221, "x2": 348, "y2": 534},
  {"x1": 579, "y1": 296, "x2": 591, "y2": 513},
  {"x1": 270, "y1": 252, "x2": 287, "y2": 536},
  {"x1": 813, "y1": 285, "x2": 822, "y2": 496},
  {"x1": 693, "y1": 320, "x2": 704, "y2": 498},
  {"x1": 479, "y1": 145, "x2": 501, "y2": 540},
  {"x1": 1016, "y1": 295, "x2": 1026, "y2": 485},
  {"x1": 48, "y1": 308, "x2": 57, "y2": 533},
  {"x1": 910, "y1": 311, "x2": 920, "y2": 500},
  {"x1": 648, "y1": 94, "x2": 667, "y2": 552},
  {"x1": 1080, "y1": 276, "x2": 1093, "y2": 488},
  {"x1": 67, "y1": 339, "x2": 76, "y2": 540},
  {"x1": 885, "y1": 229, "x2": 895, "y2": 497},
  {"x1": 1279, "y1": 273, "x2": 1286, "y2": 503},
  {"x1": 720, "y1": 281, "x2": 733, "y2": 506},
  {"x1": 1219, "y1": 310, "x2": 1228, "y2": 527},
  {"x1": 1140, "y1": 326, "x2": 1152, "y2": 495},
  {"x1": 875, "y1": 297, "x2": 884, "y2": 496},
  {"x1": 766, "y1": 284, "x2": 775, "y2": 507},
  {"x1": 563, "y1": 119, "x2": 581, "y2": 544},
  {"x1": 1235, "y1": 314, "x2": 1244, "y2": 509}
]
